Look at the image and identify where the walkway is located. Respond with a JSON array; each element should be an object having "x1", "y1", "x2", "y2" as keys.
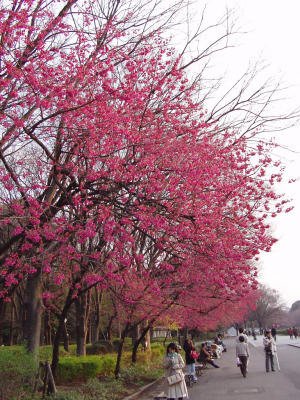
[{"x1": 128, "y1": 335, "x2": 300, "y2": 399}]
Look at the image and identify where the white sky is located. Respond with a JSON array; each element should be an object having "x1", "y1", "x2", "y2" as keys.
[{"x1": 189, "y1": 0, "x2": 300, "y2": 308}]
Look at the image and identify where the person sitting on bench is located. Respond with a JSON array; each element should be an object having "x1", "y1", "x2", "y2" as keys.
[{"x1": 198, "y1": 343, "x2": 220, "y2": 368}]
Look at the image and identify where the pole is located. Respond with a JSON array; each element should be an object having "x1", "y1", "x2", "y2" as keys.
[{"x1": 275, "y1": 351, "x2": 280, "y2": 371}]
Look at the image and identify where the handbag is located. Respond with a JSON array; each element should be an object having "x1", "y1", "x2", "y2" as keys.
[
  {"x1": 236, "y1": 357, "x2": 242, "y2": 366},
  {"x1": 191, "y1": 350, "x2": 198, "y2": 359},
  {"x1": 167, "y1": 372, "x2": 183, "y2": 386}
]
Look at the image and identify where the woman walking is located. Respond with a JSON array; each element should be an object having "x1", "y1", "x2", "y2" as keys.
[
  {"x1": 183, "y1": 338, "x2": 197, "y2": 382},
  {"x1": 163, "y1": 342, "x2": 188, "y2": 400},
  {"x1": 236, "y1": 335, "x2": 250, "y2": 377}
]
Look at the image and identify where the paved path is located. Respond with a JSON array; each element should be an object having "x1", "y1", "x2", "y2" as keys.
[
  {"x1": 131, "y1": 335, "x2": 300, "y2": 399},
  {"x1": 187, "y1": 337, "x2": 300, "y2": 400}
]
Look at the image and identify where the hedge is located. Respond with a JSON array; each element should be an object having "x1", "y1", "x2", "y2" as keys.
[{"x1": 57, "y1": 354, "x2": 116, "y2": 384}]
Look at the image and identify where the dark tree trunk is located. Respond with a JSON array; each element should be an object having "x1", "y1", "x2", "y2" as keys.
[
  {"x1": 9, "y1": 296, "x2": 14, "y2": 346},
  {"x1": 23, "y1": 270, "x2": 43, "y2": 355},
  {"x1": 91, "y1": 288, "x2": 102, "y2": 344},
  {"x1": 131, "y1": 324, "x2": 140, "y2": 346},
  {"x1": 0, "y1": 300, "x2": 5, "y2": 344},
  {"x1": 132, "y1": 324, "x2": 151, "y2": 364},
  {"x1": 51, "y1": 291, "x2": 73, "y2": 380},
  {"x1": 107, "y1": 313, "x2": 116, "y2": 344},
  {"x1": 114, "y1": 323, "x2": 129, "y2": 379},
  {"x1": 44, "y1": 309, "x2": 52, "y2": 345},
  {"x1": 75, "y1": 289, "x2": 90, "y2": 356}
]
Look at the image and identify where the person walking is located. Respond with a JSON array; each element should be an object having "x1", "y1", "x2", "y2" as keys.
[
  {"x1": 236, "y1": 335, "x2": 250, "y2": 378},
  {"x1": 288, "y1": 327, "x2": 293, "y2": 339},
  {"x1": 163, "y1": 342, "x2": 188, "y2": 400},
  {"x1": 236, "y1": 327, "x2": 248, "y2": 343},
  {"x1": 183, "y1": 338, "x2": 197, "y2": 382},
  {"x1": 271, "y1": 326, "x2": 277, "y2": 341},
  {"x1": 293, "y1": 326, "x2": 298, "y2": 339},
  {"x1": 183, "y1": 339, "x2": 197, "y2": 382},
  {"x1": 263, "y1": 330, "x2": 276, "y2": 372}
]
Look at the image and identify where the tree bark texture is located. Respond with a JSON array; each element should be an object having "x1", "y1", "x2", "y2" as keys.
[
  {"x1": 23, "y1": 270, "x2": 43, "y2": 354},
  {"x1": 75, "y1": 289, "x2": 90, "y2": 356},
  {"x1": 114, "y1": 323, "x2": 129, "y2": 379},
  {"x1": 51, "y1": 289, "x2": 74, "y2": 380}
]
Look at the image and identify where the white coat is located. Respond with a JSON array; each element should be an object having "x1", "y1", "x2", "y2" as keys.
[{"x1": 163, "y1": 352, "x2": 188, "y2": 399}]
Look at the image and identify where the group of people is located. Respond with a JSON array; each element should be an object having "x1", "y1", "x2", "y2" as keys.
[
  {"x1": 288, "y1": 326, "x2": 298, "y2": 339},
  {"x1": 162, "y1": 335, "x2": 225, "y2": 400},
  {"x1": 163, "y1": 326, "x2": 283, "y2": 399},
  {"x1": 183, "y1": 337, "x2": 222, "y2": 380},
  {"x1": 235, "y1": 327, "x2": 278, "y2": 378}
]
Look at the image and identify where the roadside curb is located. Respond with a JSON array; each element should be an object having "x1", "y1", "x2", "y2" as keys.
[
  {"x1": 122, "y1": 376, "x2": 164, "y2": 400},
  {"x1": 288, "y1": 344, "x2": 300, "y2": 349}
]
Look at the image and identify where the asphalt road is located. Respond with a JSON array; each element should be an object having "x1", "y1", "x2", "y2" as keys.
[
  {"x1": 187, "y1": 335, "x2": 300, "y2": 400},
  {"x1": 128, "y1": 335, "x2": 300, "y2": 400}
]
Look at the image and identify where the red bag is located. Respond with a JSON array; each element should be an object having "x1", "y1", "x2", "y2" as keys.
[{"x1": 191, "y1": 350, "x2": 198, "y2": 359}]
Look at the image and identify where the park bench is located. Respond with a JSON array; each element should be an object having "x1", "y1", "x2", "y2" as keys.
[
  {"x1": 195, "y1": 362, "x2": 206, "y2": 376},
  {"x1": 184, "y1": 373, "x2": 195, "y2": 386}
]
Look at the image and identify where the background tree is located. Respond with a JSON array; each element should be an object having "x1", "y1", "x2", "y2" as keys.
[{"x1": 246, "y1": 284, "x2": 287, "y2": 329}]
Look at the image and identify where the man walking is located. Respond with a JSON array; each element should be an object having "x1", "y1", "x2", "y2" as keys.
[
  {"x1": 263, "y1": 330, "x2": 276, "y2": 372},
  {"x1": 236, "y1": 335, "x2": 250, "y2": 378},
  {"x1": 236, "y1": 327, "x2": 248, "y2": 343}
]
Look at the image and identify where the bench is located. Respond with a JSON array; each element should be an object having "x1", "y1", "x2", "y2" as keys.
[
  {"x1": 185, "y1": 373, "x2": 195, "y2": 386},
  {"x1": 195, "y1": 363, "x2": 205, "y2": 376}
]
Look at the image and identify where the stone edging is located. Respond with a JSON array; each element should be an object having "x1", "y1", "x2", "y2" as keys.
[
  {"x1": 288, "y1": 344, "x2": 300, "y2": 349},
  {"x1": 122, "y1": 376, "x2": 164, "y2": 400}
]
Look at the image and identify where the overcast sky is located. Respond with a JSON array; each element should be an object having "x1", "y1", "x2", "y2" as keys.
[{"x1": 189, "y1": 0, "x2": 300, "y2": 308}]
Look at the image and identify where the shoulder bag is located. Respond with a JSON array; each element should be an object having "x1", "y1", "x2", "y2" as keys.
[
  {"x1": 190, "y1": 350, "x2": 198, "y2": 359},
  {"x1": 167, "y1": 372, "x2": 183, "y2": 386}
]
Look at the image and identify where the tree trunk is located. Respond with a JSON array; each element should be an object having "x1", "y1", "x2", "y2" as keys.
[
  {"x1": 63, "y1": 319, "x2": 69, "y2": 352},
  {"x1": 132, "y1": 324, "x2": 151, "y2": 364},
  {"x1": 91, "y1": 287, "x2": 102, "y2": 344},
  {"x1": 107, "y1": 313, "x2": 116, "y2": 344},
  {"x1": 163, "y1": 329, "x2": 169, "y2": 347},
  {"x1": 23, "y1": 270, "x2": 43, "y2": 355},
  {"x1": 9, "y1": 296, "x2": 14, "y2": 346},
  {"x1": 44, "y1": 309, "x2": 52, "y2": 345},
  {"x1": 144, "y1": 326, "x2": 151, "y2": 350},
  {"x1": 75, "y1": 289, "x2": 90, "y2": 356},
  {"x1": 114, "y1": 323, "x2": 129, "y2": 379},
  {"x1": 51, "y1": 291, "x2": 73, "y2": 380},
  {"x1": 131, "y1": 323, "x2": 140, "y2": 346},
  {"x1": 0, "y1": 300, "x2": 6, "y2": 345}
]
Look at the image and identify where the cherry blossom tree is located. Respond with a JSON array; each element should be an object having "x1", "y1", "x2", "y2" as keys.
[{"x1": 0, "y1": 0, "x2": 296, "y2": 385}]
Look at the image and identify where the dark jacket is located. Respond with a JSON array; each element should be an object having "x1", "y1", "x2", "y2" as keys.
[
  {"x1": 183, "y1": 341, "x2": 195, "y2": 364},
  {"x1": 198, "y1": 348, "x2": 211, "y2": 362}
]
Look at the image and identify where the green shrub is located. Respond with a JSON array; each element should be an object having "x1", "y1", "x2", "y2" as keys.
[
  {"x1": 112, "y1": 338, "x2": 132, "y2": 352},
  {"x1": 38, "y1": 345, "x2": 73, "y2": 361},
  {"x1": 0, "y1": 346, "x2": 37, "y2": 400},
  {"x1": 57, "y1": 354, "x2": 116, "y2": 384},
  {"x1": 100, "y1": 354, "x2": 116, "y2": 375},
  {"x1": 96, "y1": 340, "x2": 114, "y2": 352},
  {"x1": 86, "y1": 343, "x2": 110, "y2": 355},
  {"x1": 136, "y1": 350, "x2": 151, "y2": 365},
  {"x1": 151, "y1": 347, "x2": 164, "y2": 361}
]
